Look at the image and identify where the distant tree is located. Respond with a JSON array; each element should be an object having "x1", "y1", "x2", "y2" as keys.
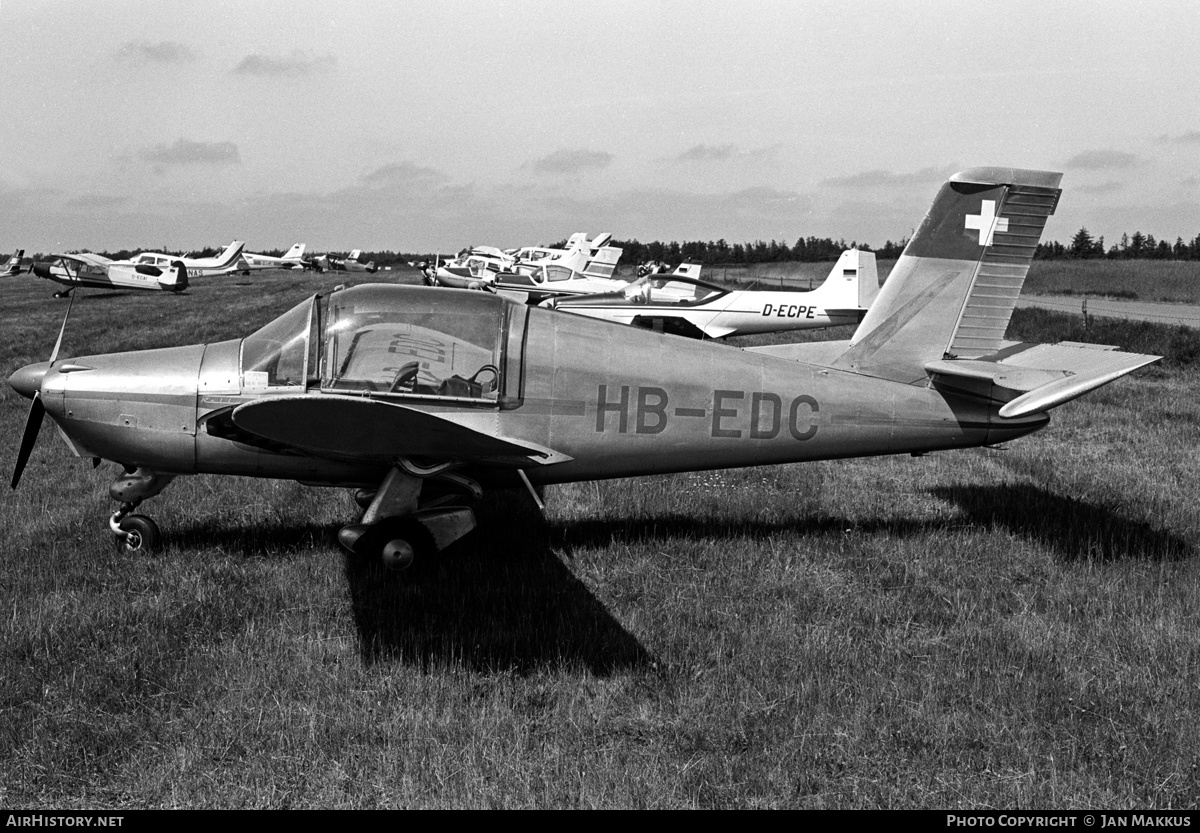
[{"x1": 1069, "y1": 227, "x2": 1096, "y2": 258}]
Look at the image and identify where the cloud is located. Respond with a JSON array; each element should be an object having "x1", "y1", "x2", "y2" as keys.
[
  {"x1": 1076, "y1": 181, "x2": 1124, "y2": 195},
  {"x1": 360, "y1": 162, "x2": 448, "y2": 189},
  {"x1": 528, "y1": 149, "x2": 614, "y2": 175},
  {"x1": 1061, "y1": 150, "x2": 1139, "y2": 169},
  {"x1": 820, "y1": 165, "x2": 957, "y2": 188},
  {"x1": 116, "y1": 41, "x2": 195, "y2": 64},
  {"x1": 232, "y1": 52, "x2": 336, "y2": 77},
  {"x1": 65, "y1": 194, "x2": 130, "y2": 208},
  {"x1": 137, "y1": 139, "x2": 241, "y2": 167},
  {"x1": 677, "y1": 143, "x2": 739, "y2": 162},
  {"x1": 1157, "y1": 131, "x2": 1200, "y2": 145}
]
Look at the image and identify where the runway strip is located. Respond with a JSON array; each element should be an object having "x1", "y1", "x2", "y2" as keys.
[{"x1": 1016, "y1": 295, "x2": 1200, "y2": 328}]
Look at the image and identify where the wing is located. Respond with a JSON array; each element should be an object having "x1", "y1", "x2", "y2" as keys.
[{"x1": 229, "y1": 394, "x2": 572, "y2": 465}]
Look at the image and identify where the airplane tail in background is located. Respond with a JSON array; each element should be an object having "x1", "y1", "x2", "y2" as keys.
[
  {"x1": 825, "y1": 167, "x2": 1158, "y2": 415},
  {"x1": 283, "y1": 243, "x2": 306, "y2": 262},
  {"x1": 349, "y1": 249, "x2": 363, "y2": 262},
  {"x1": 212, "y1": 241, "x2": 246, "y2": 269},
  {"x1": 1, "y1": 249, "x2": 24, "y2": 276},
  {"x1": 811, "y1": 249, "x2": 879, "y2": 313},
  {"x1": 162, "y1": 261, "x2": 188, "y2": 292}
]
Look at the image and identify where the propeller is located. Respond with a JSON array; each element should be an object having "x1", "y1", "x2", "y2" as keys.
[{"x1": 11, "y1": 290, "x2": 75, "y2": 489}]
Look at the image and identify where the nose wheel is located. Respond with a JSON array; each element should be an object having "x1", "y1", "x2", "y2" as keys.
[{"x1": 110, "y1": 507, "x2": 162, "y2": 553}]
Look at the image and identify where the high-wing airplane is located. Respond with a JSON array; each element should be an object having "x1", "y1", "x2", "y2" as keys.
[
  {"x1": 31, "y1": 252, "x2": 188, "y2": 296},
  {"x1": 129, "y1": 241, "x2": 246, "y2": 277},
  {"x1": 241, "y1": 244, "x2": 309, "y2": 272},
  {"x1": 545, "y1": 249, "x2": 881, "y2": 339},
  {"x1": 432, "y1": 246, "x2": 514, "y2": 288},
  {"x1": 1, "y1": 249, "x2": 25, "y2": 278},
  {"x1": 313, "y1": 250, "x2": 377, "y2": 274},
  {"x1": 8, "y1": 168, "x2": 1159, "y2": 571}
]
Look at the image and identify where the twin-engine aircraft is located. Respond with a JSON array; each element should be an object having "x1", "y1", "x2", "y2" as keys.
[
  {"x1": 32, "y1": 252, "x2": 188, "y2": 296},
  {"x1": 8, "y1": 168, "x2": 1159, "y2": 569},
  {"x1": 546, "y1": 249, "x2": 880, "y2": 339},
  {"x1": 1, "y1": 249, "x2": 24, "y2": 278},
  {"x1": 242, "y1": 243, "x2": 309, "y2": 272}
]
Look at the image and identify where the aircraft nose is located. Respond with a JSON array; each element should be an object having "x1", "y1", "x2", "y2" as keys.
[
  {"x1": 32, "y1": 263, "x2": 53, "y2": 279},
  {"x1": 8, "y1": 362, "x2": 49, "y2": 400}
]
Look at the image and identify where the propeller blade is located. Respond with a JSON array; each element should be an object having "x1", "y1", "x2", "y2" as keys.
[
  {"x1": 11, "y1": 394, "x2": 45, "y2": 489},
  {"x1": 48, "y1": 287, "x2": 76, "y2": 365}
]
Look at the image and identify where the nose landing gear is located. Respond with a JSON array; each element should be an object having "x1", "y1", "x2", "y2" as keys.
[
  {"x1": 110, "y1": 506, "x2": 162, "y2": 553},
  {"x1": 108, "y1": 466, "x2": 175, "y2": 554}
]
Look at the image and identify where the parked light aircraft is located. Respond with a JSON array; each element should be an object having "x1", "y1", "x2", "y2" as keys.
[
  {"x1": 314, "y1": 250, "x2": 377, "y2": 274},
  {"x1": 1, "y1": 249, "x2": 24, "y2": 278},
  {"x1": 9, "y1": 168, "x2": 1159, "y2": 570},
  {"x1": 490, "y1": 260, "x2": 629, "y2": 304},
  {"x1": 242, "y1": 244, "x2": 308, "y2": 272},
  {"x1": 512, "y1": 232, "x2": 623, "y2": 279},
  {"x1": 546, "y1": 249, "x2": 880, "y2": 339},
  {"x1": 32, "y1": 252, "x2": 188, "y2": 296},
  {"x1": 434, "y1": 233, "x2": 624, "y2": 289},
  {"x1": 130, "y1": 241, "x2": 246, "y2": 278},
  {"x1": 432, "y1": 246, "x2": 515, "y2": 288}
]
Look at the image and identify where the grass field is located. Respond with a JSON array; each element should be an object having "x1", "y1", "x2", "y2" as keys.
[{"x1": 2, "y1": 264, "x2": 1199, "y2": 808}]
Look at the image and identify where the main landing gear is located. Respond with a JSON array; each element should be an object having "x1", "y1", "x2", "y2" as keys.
[
  {"x1": 101, "y1": 462, "x2": 477, "y2": 567},
  {"x1": 108, "y1": 466, "x2": 175, "y2": 553},
  {"x1": 337, "y1": 463, "x2": 478, "y2": 570}
]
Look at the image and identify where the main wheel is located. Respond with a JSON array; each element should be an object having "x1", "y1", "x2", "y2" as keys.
[
  {"x1": 117, "y1": 514, "x2": 162, "y2": 553},
  {"x1": 380, "y1": 538, "x2": 416, "y2": 570}
]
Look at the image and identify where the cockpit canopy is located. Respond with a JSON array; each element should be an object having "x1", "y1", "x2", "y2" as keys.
[{"x1": 239, "y1": 285, "x2": 512, "y2": 402}]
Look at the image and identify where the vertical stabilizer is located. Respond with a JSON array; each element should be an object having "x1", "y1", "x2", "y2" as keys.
[
  {"x1": 832, "y1": 167, "x2": 1061, "y2": 382},
  {"x1": 815, "y1": 249, "x2": 878, "y2": 311}
]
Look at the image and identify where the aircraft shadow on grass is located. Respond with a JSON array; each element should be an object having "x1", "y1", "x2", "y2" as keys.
[
  {"x1": 929, "y1": 482, "x2": 1193, "y2": 563},
  {"x1": 341, "y1": 497, "x2": 654, "y2": 675},
  {"x1": 164, "y1": 512, "x2": 653, "y2": 676}
]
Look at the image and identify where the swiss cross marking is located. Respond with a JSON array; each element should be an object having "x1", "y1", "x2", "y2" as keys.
[{"x1": 964, "y1": 200, "x2": 1009, "y2": 246}]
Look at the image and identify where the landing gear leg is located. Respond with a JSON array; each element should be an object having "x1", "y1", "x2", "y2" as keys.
[
  {"x1": 108, "y1": 467, "x2": 175, "y2": 554},
  {"x1": 338, "y1": 464, "x2": 477, "y2": 570}
]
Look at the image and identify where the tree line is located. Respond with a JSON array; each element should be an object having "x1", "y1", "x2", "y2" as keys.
[
  {"x1": 1037, "y1": 228, "x2": 1200, "y2": 260},
  {"x1": 48, "y1": 226, "x2": 1200, "y2": 269}
]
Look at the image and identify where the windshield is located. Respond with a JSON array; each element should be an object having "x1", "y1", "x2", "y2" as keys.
[
  {"x1": 240, "y1": 295, "x2": 319, "y2": 389},
  {"x1": 626, "y1": 276, "x2": 728, "y2": 305},
  {"x1": 321, "y1": 285, "x2": 504, "y2": 401}
]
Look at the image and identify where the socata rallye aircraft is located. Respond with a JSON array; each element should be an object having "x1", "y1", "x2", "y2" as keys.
[{"x1": 8, "y1": 168, "x2": 1159, "y2": 568}]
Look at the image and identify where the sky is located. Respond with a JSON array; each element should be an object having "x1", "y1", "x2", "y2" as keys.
[{"x1": 2, "y1": 0, "x2": 1198, "y2": 255}]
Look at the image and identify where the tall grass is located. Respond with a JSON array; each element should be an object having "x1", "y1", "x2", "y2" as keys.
[
  {"x1": 1024, "y1": 260, "x2": 1200, "y2": 303},
  {"x1": 2, "y1": 266, "x2": 1198, "y2": 808}
]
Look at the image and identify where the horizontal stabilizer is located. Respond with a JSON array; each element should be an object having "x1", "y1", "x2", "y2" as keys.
[
  {"x1": 925, "y1": 341, "x2": 1159, "y2": 418},
  {"x1": 230, "y1": 395, "x2": 572, "y2": 465}
]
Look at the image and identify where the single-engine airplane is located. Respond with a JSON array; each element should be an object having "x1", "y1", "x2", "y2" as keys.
[
  {"x1": 313, "y1": 250, "x2": 377, "y2": 274},
  {"x1": 31, "y1": 252, "x2": 188, "y2": 296},
  {"x1": 1, "y1": 249, "x2": 25, "y2": 278},
  {"x1": 8, "y1": 168, "x2": 1159, "y2": 570},
  {"x1": 130, "y1": 241, "x2": 246, "y2": 277},
  {"x1": 242, "y1": 243, "x2": 309, "y2": 272},
  {"x1": 545, "y1": 249, "x2": 880, "y2": 338}
]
